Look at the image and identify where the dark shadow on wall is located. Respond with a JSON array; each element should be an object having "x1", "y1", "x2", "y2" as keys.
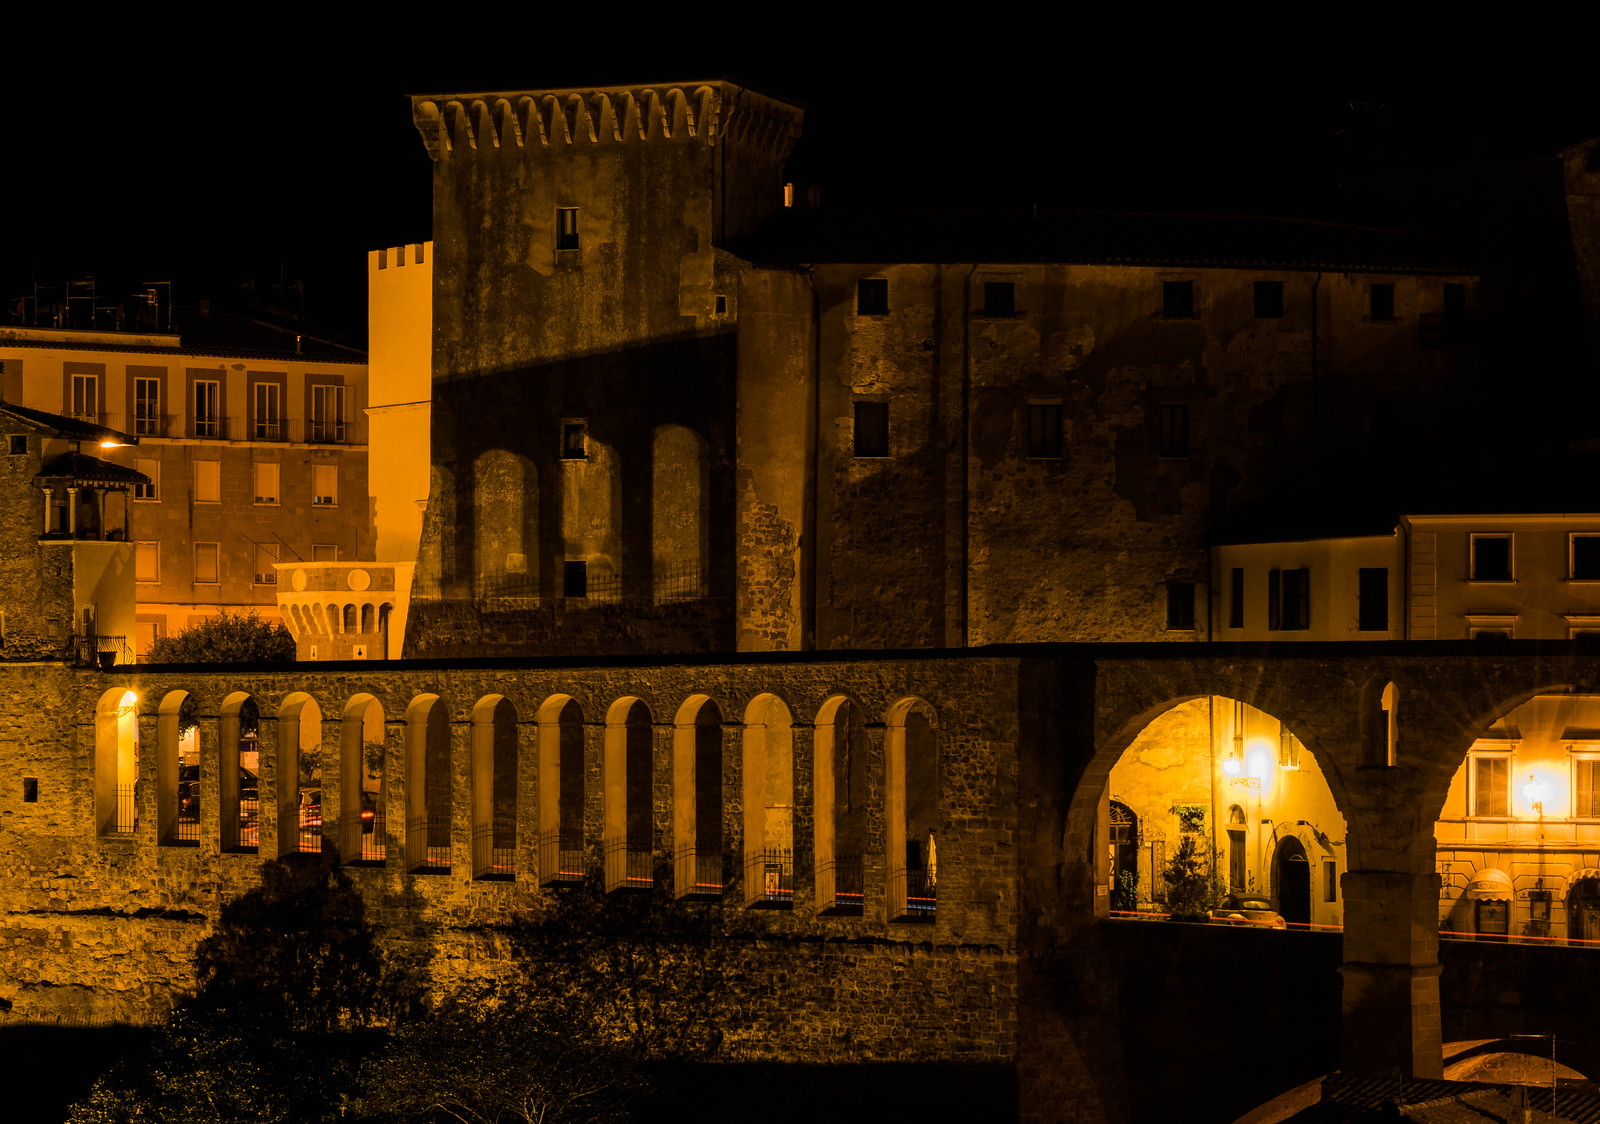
[{"x1": 640, "y1": 1062, "x2": 1019, "y2": 1122}]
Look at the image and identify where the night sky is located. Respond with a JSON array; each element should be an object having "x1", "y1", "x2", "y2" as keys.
[{"x1": 3, "y1": 31, "x2": 1593, "y2": 347}]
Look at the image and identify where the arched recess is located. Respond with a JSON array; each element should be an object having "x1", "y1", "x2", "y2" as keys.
[
  {"x1": 1362, "y1": 680, "x2": 1400, "y2": 767},
  {"x1": 405, "y1": 694, "x2": 451, "y2": 872},
  {"x1": 1273, "y1": 835, "x2": 1312, "y2": 927},
  {"x1": 277, "y1": 693, "x2": 323, "y2": 857},
  {"x1": 815, "y1": 696, "x2": 867, "y2": 912},
  {"x1": 742, "y1": 694, "x2": 794, "y2": 906},
  {"x1": 473, "y1": 449, "x2": 538, "y2": 598},
  {"x1": 537, "y1": 696, "x2": 586, "y2": 884},
  {"x1": 603, "y1": 697, "x2": 654, "y2": 891},
  {"x1": 218, "y1": 693, "x2": 261, "y2": 852},
  {"x1": 673, "y1": 695, "x2": 725, "y2": 898},
  {"x1": 94, "y1": 687, "x2": 139, "y2": 837},
  {"x1": 1225, "y1": 804, "x2": 1247, "y2": 892},
  {"x1": 886, "y1": 697, "x2": 938, "y2": 921},
  {"x1": 561, "y1": 435, "x2": 622, "y2": 601},
  {"x1": 340, "y1": 694, "x2": 387, "y2": 863},
  {"x1": 157, "y1": 689, "x2": 195, "y2": 845},
  {"x1": 651, "y1": 425, "x2": 710, "y2": 603},
  {"x1": 471, "y1": 695, "x2": 518, "y2": 879}
]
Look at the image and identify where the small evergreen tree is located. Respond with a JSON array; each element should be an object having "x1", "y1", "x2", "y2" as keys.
[
  {"x1": 148, "y1": 610, "x2": 296, "y2": 666},
  {"x1": 1164, "y1": 805, "x2": 1219, "y2": 921}
]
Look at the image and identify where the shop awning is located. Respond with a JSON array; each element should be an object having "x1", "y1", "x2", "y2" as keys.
[
  {"x1": 1464, "y1": 868, "x2": 1514, "y2": 901},
  {"x1": 1569, "y1": 868, "x2": 1600, "y2": 885}
]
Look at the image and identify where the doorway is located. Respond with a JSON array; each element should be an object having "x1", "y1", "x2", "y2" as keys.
[
  {"x1": 1571, "y1": 879, "x2": 1600, "y2": 945},
  {"x1": 1275, "y1": 836, "x2": 1311, "y2": 927}
]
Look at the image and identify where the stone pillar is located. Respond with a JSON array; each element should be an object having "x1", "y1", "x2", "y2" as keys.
[
  {"x1": 67, "y1": 486, "x2": 78, "y2": 536},
  {"x1": 1340, "y1": 868, "x2": 1444, "y2": 1079},
  {"x1": 451, "y1": 716, "x2": 471, "y2": 880},
  {"x1": 41, "y1": 486, "x2": 53, "y2": 534}
]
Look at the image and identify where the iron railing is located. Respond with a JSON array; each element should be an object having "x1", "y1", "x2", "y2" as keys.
[
  {"x1": 674, "y1": 847, "x2": 724, "y2": 898},
  {"x1": 342, "y1": 810, "x2": 385, "y2": 864},
  {"x1": 603, "y1": 837, "x2": 654, "y2": 891},
  {"x1": 80, "y1": 635, "x2": 131, "y2": 668},
  {"x1": 538, "y1": 831, "x2": 585, "y2": 885},
  {"x1": 407, "y1": 814, "x2": 451, "y2": 872},
  {"x1": 296, "y1": 804, "x2": 322, "y2": 854},
  {"x1": 746, "y1": 847, "x2": 794, "y2": 907},
  {"x1": 653, "y1": 559, "x2": 708, "y2": 605},
  {"x1": 891, "y1": 867, "x2": 937, "y2": 920},
  {"x1": 108, "y1": 784, "x2": 136, "y2": 835},
  {"x1": 819, "y1": 854, "x2": 863, "y2": 912},
  {"x1": 472, "y1": 820, "x2": 516, "y2": 879},
  {"x1": 224, "y1": 797, "x2": 260, "y2": 852},
  {"x1": 166, "y1": 813, "x2": 199, "y2": 846}
]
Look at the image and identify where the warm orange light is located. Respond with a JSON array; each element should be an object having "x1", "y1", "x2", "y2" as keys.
[{"x1": 1223, "y1": 757, "x2": 1242, "y2": 776}]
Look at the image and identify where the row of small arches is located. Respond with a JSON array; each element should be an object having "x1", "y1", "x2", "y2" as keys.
[{"x1": 284, "y1": 601, "x2": 393, "y2": 637}]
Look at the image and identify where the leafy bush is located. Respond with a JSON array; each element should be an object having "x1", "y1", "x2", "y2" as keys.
[
  {"x1": 1111, "y1": 869, "x2": 1140, "y2": 912},
  {"x1": 147, "y1": 610, "x2": 296, "y2": 666}
]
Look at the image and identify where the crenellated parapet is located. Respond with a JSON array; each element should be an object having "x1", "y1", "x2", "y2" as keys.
[{"x1": 410, "y1": 80, "x2": 803, "y2": 162}]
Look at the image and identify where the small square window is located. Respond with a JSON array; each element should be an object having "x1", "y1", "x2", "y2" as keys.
[
  {"x1": 1254, "y1": 281, "x2": 1284, "y2": 319},
  {"x1": 23, "y1": 777, "x2": 38, "y2": 803},
  {"x1": 1157, "y1": 404, "x2": 1189, "y2": 459},
  {"x1": 135, "y1": 542, "x2": 159, "y2": 584},
  {"x1": 556, "y1": 208, "x2": 579, "y2": 251},
  {"x1": 253, "y1": 462, "x2": 279, "y2": 505},
  {"x1": 562, "y1": 421, "x2": 588, "y2": 460},
  {"x1": 853, "y1": 401, "x2": 889, "y2": 458},
  {"x1": 984, "y1": 282, "x2": 1015, "y2": 318},
  {"x1": 1163, "y1": 280, "x2": 1194, "y2": 319},
  {"x1": 1166, "y1": 583, "x2": 1196, "y2": 631},
  {"x1": 564, "y1": 560, "x2": 588, "y2": 598},
  {"x1": 714, "y1": 294, "x2": 728, "y2": 316},
  {"x1": 194, "y1": 543, "x2": 219, "y2": 585},
  {"x1": 312, "y1": 544, "x2": 338, "y2": 562},
  {"x1": 1026, "y1": 404, "x2": 1062, "y2": 458},
  {"x1": 1573, "y1": 535, "x2": 1600, "y2": 580},
  {"x1": 8, "y1": 434, "x2": 26, "y2": 456},
  {"x1": 194, "y1": 460, "x2": 220, "y2": 504},
  {"x1": 857, "y1": 279, "x2": 889, "y2": 316},
  {"x1": 1471, "y1": 534, "x2": 1512, "y2": 581},
  {"x1": 1370, "y1": 283, "x2": 1395, "y2": 321}
]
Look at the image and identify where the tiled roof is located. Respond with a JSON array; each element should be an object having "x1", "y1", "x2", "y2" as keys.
[
  {"x1": 35, "y1": 451, "x2": 150, "y2": 487},
  {"x1": 731, "y1": 207, "x2": 1476, "y2": 274},
  {"x1": 0, "y1": 337, "x2": 365, "y2": 364},
  {"x1": 0, "y1": 402, "x2": 138, "y2": 445}
]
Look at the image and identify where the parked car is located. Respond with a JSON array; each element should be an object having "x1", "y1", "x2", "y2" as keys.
[{"x1": 1208, "y1": 894, "x2": 1287, "y2": 929}]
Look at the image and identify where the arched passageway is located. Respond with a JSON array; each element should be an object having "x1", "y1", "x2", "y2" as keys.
[
  {"x1": 218, "y1": 694, "x2": 260, "y2": 853},
  {"x1": 93, "y1": 688, "x2": 138, "y2": 837},
  {"x1": 886, "y1": 698, "x2": 938, "y2": 921},
  {"x1": 471, "y1": 695, "x2": 518, "y2": 879},
  {"x1": 603, "y1": 698, "x2": 654, "y2": 891},
  {"x1": 339, "y1": 695, "x2": 386, "y2": 863},
  {"x1": 537, "y1": 696, "x2": 585, "y2": 884},
  {"x1": 742, "y1": 694, "x2": 794, "y2": 906},
  {"x1": 405, "y1": 695, "x2": 451, "y2": 872},
  {"x1": 1274, "y1": 835, "x2": 1311, "y2": 927},
  {"x1": 673, "y1": 696, "x2": 725, "y2": 898},
  {"x1": 815, "y1": 697, "x2": 867, "y2": 913}
]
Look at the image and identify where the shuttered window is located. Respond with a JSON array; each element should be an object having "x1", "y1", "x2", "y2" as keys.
[
  {"x1": 1577, "y1": 758, "x2": 1599, "y2": 819},
  {"x1": 1472, "y1": 756, "x2": 1509, "y2": 817}
]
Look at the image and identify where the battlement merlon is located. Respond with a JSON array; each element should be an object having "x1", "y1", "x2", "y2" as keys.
[{"x1": 410, "y1": 81, "x2": 805, "y2": 163}]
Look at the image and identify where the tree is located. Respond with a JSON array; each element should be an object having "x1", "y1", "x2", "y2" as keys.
[
  {"x1": 148, "y1": 610, "x2": 296, "y2": 666},
  {"x1": 1164, "y1": 805, "x2": 1221, "y2": 922}
]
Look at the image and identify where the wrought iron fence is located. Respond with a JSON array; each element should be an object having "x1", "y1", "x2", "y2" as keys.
[
  {"x1": 820, "y1": 854, "x2": 863, "y2": 912},
  {"x1": 675, "y1": 847, "x2": 724, "y2": 898},
  {"x1": 109, "y1": 785, "x2": 136, "y2": 835},
  {"x1": 746, "y1": 848, "x2": 794, "y2": 907},
  {"x1": 603, "y1": 837, "x2": 654, "y2": 890},
  {"x1": 296, "y1": 804, "x2": 322, "y2": 854},
  {"x1": 538, "y1": 831, "x2": 585, "y2": 885},
  {"x1": 473, "y1": 820, "x2": 516, "y2": 879},
  {"x1": 890, "y1": 866, "x2": 937, "y2": 920},
  {"x1": 406, "y1": 814, "x2": 451, "y2": 872},
  {"x1": 80, "y1": 635, "x2": 131, "y2": 668},
  {"x1": 167, "y1": 813, "x2": 199, "y2": 845},
  {"x1": 653, "y1": 559, "x2": 707, "y2": 605},
  {"x1": 343, "y1": 810, "x2": 385, "y2": 864},
  {"x1": 228, "y1": 797, "x2": 261, "y2": 851}
]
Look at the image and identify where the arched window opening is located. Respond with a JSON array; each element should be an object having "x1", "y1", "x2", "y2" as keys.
[
  {"x1": 473, "y1": 449, "x2": 538, "y2": 599},
  {"x1": 1109, "y1": 800, "x2": 1139, "y2": 912},
  {"x1": 326, "y1": 604, "x2": 340, "y2": 634},
  {"x1": 537, "y1": 697, "x2": 585, "y2": 884},
  {"x1": 743, "y1": 694, "x2": 794, "y2": 907},
  {"x1": 278, "y1": 694, "x2": 323, "y2": 856},
  {"x1": 343, "y1": 604, "x2": 358, "y2": 632},
  {"x1": 405, "y1": 695, "x2": 451, "y2": 872},
  {"x1": 157, "y1": 690, "x2": 198, "y2": 845},
  {"x1": 603, "y1": 699, "x2": 655, "y2": 891},
  {"x1": 378, "y1": 603, "x2": 393, "y2": 658},
  {"x1": 218, "y1": 694, "x2": 260, "y2": 852},
  {"x1": 471, "y1": 696, "x2": 518, "y2": 879},
  {"x1": 340, "y1": 695, "x2": 387, "y2": 864},
  {"x1": 672, "y1": 695, "x2": 724, "y2": 898},
  {"x1": 1273, "y1": 835, "x2": 1312, "y2": 927},
  {"x1": 95, "y1": 688, "x2": 139, "y2": 837},
  {"x1": 651, "y1": 425, "x2": 710, "y2": 604},
  {"x1": 815, "y1": 697, "x2": 867, "y2": 913},
  {"x1": 1226, "y1": 804, "x2": 1247, "y2": 891},
  {"x1": 887, "y1": 698, "x2": 938, "y2": 921},
  {"x1": 360, "y1": 603, "x2": 375, "y2": 634},
  {"x1": 1382, "y1": 682, "x2": 1399, "y2": 767}
]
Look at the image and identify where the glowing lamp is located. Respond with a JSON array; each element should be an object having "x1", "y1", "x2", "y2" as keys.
[
  {"x1": 1223, "y1": 757, "x2": 1242, "y2": 776},
  {"x1": 1524, "y1": 774, "x2": 1548, "y2": 814}
]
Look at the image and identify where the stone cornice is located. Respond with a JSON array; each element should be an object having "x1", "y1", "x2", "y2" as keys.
[{"x1": 410, "y1": 81, "x2": 803, "y2": 162}]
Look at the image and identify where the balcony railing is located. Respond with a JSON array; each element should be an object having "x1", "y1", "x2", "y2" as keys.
[
  {"x1": 253, "y1": 419, "x2": 282, "y2": 441},
  {"x1": 746, "y1": 847, "x2": 794, "y2": 907},
  {"x1": 473, "y1": 819, "x2": 516, "y2": 879},
  {"x1": 653, "y1": 559, "x2": 708, "y2": 605},
  {"x1": 225, "y1": 796, "x2": 261, "y2": 852},
  {"x1": 342, "y1": 809, "x2": 385, "y2": 864},
  {"x1": 296, "y1": 804, "x2": 322, "y2": 854},
  {"x1": 108, "y1": 784, "x2": 136, "y2": 835},
  {"x1": 194, "y1": 415, "x2": 220, "y2": 438},
  {"x1": 819, "y1": 854, "x2": 863, "y2": 913},
  {"x1": 309, "y1": 418, "x2": 346, "y2": 444},
  {"x1": 539, "y1": 831, "x2": 585, "y2": 885},
  {"x1": 674, "y1": 847, "x2": 724, "y2": 898},
  {"x1": 406, "y1": 814, "x2": 451, "y2": 872},
  {"x1": 890, "y1": 866, "x2": 937, "y2": 920},
  {"x1": 603, "y1": 837, "x2": 654, "y2": 891},
  {"x1": 166, "y1": 811, "x2": 199, "y2": 846}
]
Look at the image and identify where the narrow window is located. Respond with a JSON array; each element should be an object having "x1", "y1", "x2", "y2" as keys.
[
  {"x1": 853, "y1": 401, "x2": 889, "y2": 458},
  {"x1": 310, "y1": 385, "x2": 345, "y2": 443},
  {"x1": 1026, "y1": 403, "x2": 1062, "y2": 458},
  {"x1": 313, "y1": 464, "x2": 338, "y2": 506},
  {"x1": 1254, "y1": 281, "x2": 1284, "y2": 318},
  {"x1": 194, "y1": 460, "x2": 221, "y2": 504},
  {"x1": 1472, "y1": 755, "x2": 1509, "y2": 817},
  {"x1": 1370, "y1": 283, "x2": 1395, "y2": 321},
  {"x1": 983, "y1": 281, "x2": 1015, "y2": 318},
  {"x1": 135, "y1": 542, "x2": 159, "y2": 583},
  {"x1": 134, "y1": 377, "x2": 160, "y2": 436},
  {"x1": 714, "y1": 294, "x2": 728, "y2": 316},
  {"x1": 254, "y1": 382, "x2": 280, "y2": 440},
  {"x1": 254, "y1": 542, "x2": 278, "y2": 585},
  {"x1": 194, "y1": 542, "x2": 219, "y2": 585},
  {"x1": 71, "y1": 373, "x2": 99, "y2": 419},
  {"x1": 194, "y1": 380, "x2": 219, "y2": 437},
  {"x1": 1573, "y1": 535, "x2": 1600, "y2": 580},
  {"x1": 1268, "y1": 568, "x2": 1311, "y2": 631},
  {"x1": 561, "y1": 421, "x2": 587, "y2": 460},
  {"x1": 1163, "y1": 280, "x2": 1194, "y2": 319},
  {"x1": 1575, "y1": 758, "x2": 1598, "y2": 819},
  {"x1": 564, "y1": 560, "x2": 588, "y2": 598},
  {"x1": 857, "y1": 279, "x2": 889, "y2": 316},
  {"x1": 1228, "y1": 567, "x2": 1244, "y2": 629},
  {"x1": 1358, "y1": 567, "x2": 1388, "y2": 631},
  {"x1": 253, "y1": 462, "x2": 279, "y2": 505},
  {"x1": 134, "y1": 458, "x2": 159, "y2": 501},
  {"x1": 1157, "y1": 404, "x2": 1190, "y2": 459},
  {"x1": 1471, "y1": 534, "x2": 1512, "y2": 581},
  {"x1": 8, "y1": 434, "x2": 25, "y2": 455},
  {"x1": 1166, "y1": 582, "x2": 1195, "y2": 631},
  {"x1": 1324, "y1": 861, "x2": 1337, "y2": 902},
  {"x1": 23, "y1": 777, "x2": 38, "y2": 803},
  {"x1": 556, "y1": 208, "x2": 580, "y2": 251}
]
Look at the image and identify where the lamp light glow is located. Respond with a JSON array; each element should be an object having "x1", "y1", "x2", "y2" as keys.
[
  {"x1": 1223, "y1": 757, "x2": 1242, "y2": 776},
  {"x1": 1524, "y1": 774, "x2": 1548, "y2": 814}
]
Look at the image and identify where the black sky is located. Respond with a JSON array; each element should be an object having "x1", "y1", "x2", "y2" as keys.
[{"x1": 3, "y1": 27, "x2": 1593, "y2": 345}]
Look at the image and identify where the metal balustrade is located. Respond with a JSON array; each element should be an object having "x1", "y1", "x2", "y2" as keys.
[
  {"x1": 890, "y1": 866, "x2": 937, "y2": 920},
  {"x1": 675, "y1": 847, "x2": 724, "y2": 898},
  {"x1": 603, "y1": 838, "x2": 654, "y2": 891},
  {"x1": 406, "y1": 815, "x2": 451, "y2": 872},
  {"x1": 538, "y1": 832, "x2": 585, "y2": 885},
  {"x1": 746, "y1": 848, "x2": 794, "y2": 907},
  {"x1": 472, "y1": 820, "x2": 516, "y2": 879},
  {"x1": 819, "y1": 854, "x2": 863, "y2": 912},
  {"x1": 109, "y1": 785, "x2": 136, "y2": 835}
]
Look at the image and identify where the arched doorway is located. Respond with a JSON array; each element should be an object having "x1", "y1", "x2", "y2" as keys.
[
  {"x1": 1275, "y1": 836, "x2": 1311, "y2": 927},
  {"x1": 1109, "y1": 800, "x2": 1138, "y2": 909},
  {"x1": 1571, "y1": 878, "x2": 1600, "y2": 945}
]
